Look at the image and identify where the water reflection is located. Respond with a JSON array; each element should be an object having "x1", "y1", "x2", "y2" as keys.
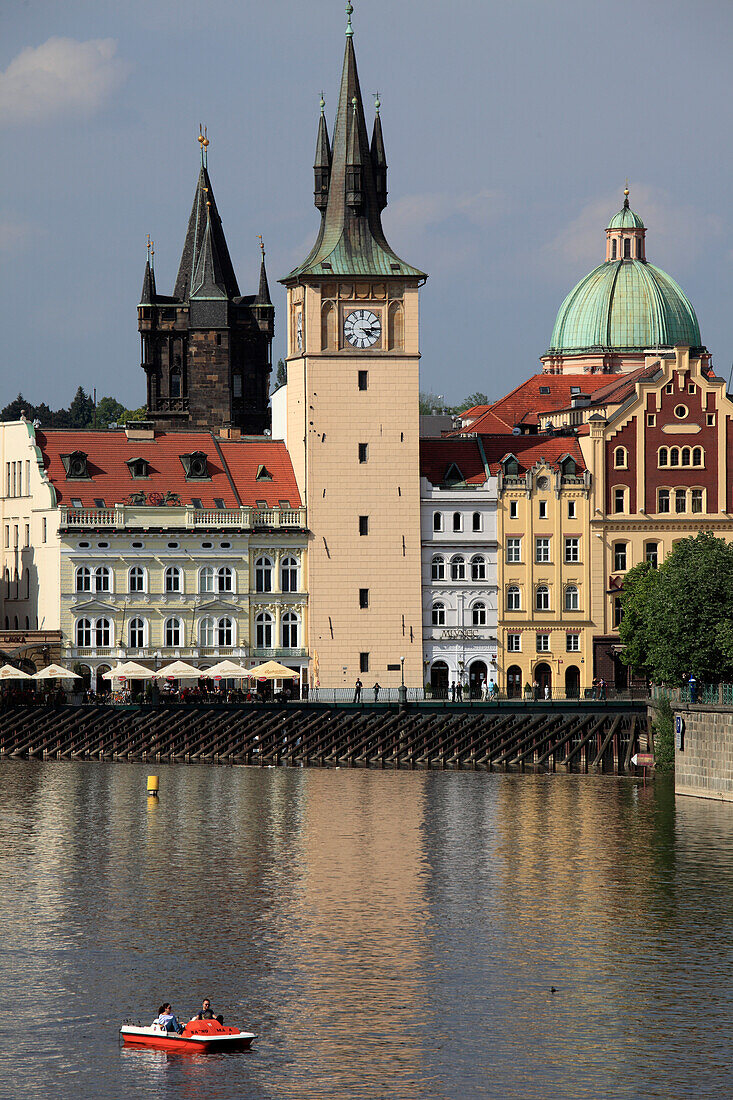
[{"x1": 0, "y1": 762, "x2": 733, "y2": 1098}]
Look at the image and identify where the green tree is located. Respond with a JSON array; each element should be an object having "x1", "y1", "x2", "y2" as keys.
[
  {"x1": 95, "y1": 396, "x2": 127, "y2": 428},
  {"x1": 0, "y1": 393, "x2": 32, "y2": 421},
  {"x1": 275, "y1": 358, "x2": 287, "y2": 388},
  {"x1": 67, "y1": 387, "x2": 95, "y2": 429},
  {"x1": 455, "y1": 391, "x2": 490, "y2": 412},
  {"x1": 619, "y1": 532, "x2": 733, "y2": 684},
  {"x1": 650, "y1": 695, "x2": 675, "y2": 771},
  {"x1": 122, "y1": 405, "x2": 149, "y2": 423},
  {"x1": 419, "y1": 391, "x2": 448, "y2": 415}
]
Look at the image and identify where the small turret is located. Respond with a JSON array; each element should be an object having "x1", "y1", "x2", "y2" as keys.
[
  {"x1": 370, "y1": 96, "x2": 387, "y2": 212},
  {"x1": 345, "y1": 96, "x2": 364, "y2": 211},
  {"x1": 314, "y1": 96, "x2": 332, "y2": 213},
  {"x1": 253, "y1": 236, "x2": 274, "y2": 338},
  {"x1": 139, "y1": 236, "x2": 157, "y2": 305}
]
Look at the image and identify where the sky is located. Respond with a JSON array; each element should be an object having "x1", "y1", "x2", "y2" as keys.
[{"x1": 2, "y1": 0, "x2": 733, "y2": 411}]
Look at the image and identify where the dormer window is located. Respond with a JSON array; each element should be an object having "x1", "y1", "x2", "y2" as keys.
[
  {"x1": 126, "y1": 457, "x2": 150, "y2": 479},
  {"x1": 62, "y1": 451, "x2": 90, "y2": 479},
  {"x1": 503, "y1": 455, "x2": 520, "y2": 477},
  {"x1": 560, "y1": 456, "x2": 578, "y2": 477},
  {"x1": 444, "y1": 463, "x2": 464, "y2": 484},
  {"x1": 256, "y1": 464, "x2": 273, "y2": 481},
  {"x1": 539, "y1": 386, "x2": 550, "y2": 395},
  {"x1": 180, "y1": 451, "x2": 210, "y2": 479}
]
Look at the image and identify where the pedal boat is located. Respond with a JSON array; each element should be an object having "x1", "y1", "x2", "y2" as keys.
[{"x1": 120, "y1": 1017, "x2": 257, "y2": 1053}]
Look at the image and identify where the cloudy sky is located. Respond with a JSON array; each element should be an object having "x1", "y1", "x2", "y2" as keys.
[{"x1": 2, "y1": 0, "x2": 733, "y2": 410}]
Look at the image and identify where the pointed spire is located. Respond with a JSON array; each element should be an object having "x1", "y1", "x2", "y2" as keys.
[
  {"x1": 190, "y1": 193, "x2": 228, "y2": 299},
  {"x1": 255, "y1": 236, "x2": 272, "y2": 305},
  {"x1": 314, "y1": 93, "x2": 332, "y2": 212},
  {"x1": 174, "y1": 137, "x2": 239, "y2": 301},
  {"x1": 140, "y1": 235, "x2": 157, "y2": 304},
  {"x1": 371, "y1": 94, "x2": 387, "y2": 211}
]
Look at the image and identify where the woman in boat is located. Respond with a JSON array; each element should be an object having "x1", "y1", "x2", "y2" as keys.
[{"x1": 153, "y1": 1003, "x2": 183, "y2": 1033}]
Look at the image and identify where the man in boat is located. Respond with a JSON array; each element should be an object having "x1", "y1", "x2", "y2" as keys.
[{"x1": 194, "y1": 998, "x2": 224, "y2": 1025}]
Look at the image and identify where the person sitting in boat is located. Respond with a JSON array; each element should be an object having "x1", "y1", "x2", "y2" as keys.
[
  {"x1": 194, "y1": 998, "x2": 224, "y2": 1025},
  {"x1": 153, "y1": 1003, "x2": 183, "y2": 1033}
]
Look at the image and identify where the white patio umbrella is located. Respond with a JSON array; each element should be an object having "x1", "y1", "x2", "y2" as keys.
[
  {"x1": 33, "y1": 663, "x2": 81, "y2": 681},
  {"x1": 155, "y1": 661, "x2": 204, "y2": 680},
  {"x1": 204, "y1": 660, "x2": 251, "y2": 679},
  {"x1": 102, "y1": 661, "x2": 156, "y2": 681},
  {"x1": 0, "y1": 664, "x2": 33, "y2": 680}
]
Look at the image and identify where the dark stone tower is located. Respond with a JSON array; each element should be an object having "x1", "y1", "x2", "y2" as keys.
[{"x1": 138, "y1": 139, "x2": 273, "y2": 434}]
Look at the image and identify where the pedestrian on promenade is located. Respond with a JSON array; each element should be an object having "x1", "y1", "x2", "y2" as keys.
[
  {"x1": 544, "y1": 683, "x2": 550, "y2": 700},
  {"x1": 533, "y1": 678, "x2": 540, "y2": 701},
  {"x1": 353, "y1": 678, "x2": 362, "y2": 703},
  {"x1": 481, "y1": 678, "x2": 488, "y2": 701},
  {"x1": 457, "y1": 682, "x2": 463, "y2": 702},
  {"x1": 689, "y1": 673, "x2": 697, "y2": 704},
  {"x1": 450, "y1": 681, "x2": 456, "y2": 703},
  {"x1": 373, "y1": 682, "x2": 380, "y2": 702},
  {"x1": 599, "y1": 677, "x2": 606, "y2": 700}
]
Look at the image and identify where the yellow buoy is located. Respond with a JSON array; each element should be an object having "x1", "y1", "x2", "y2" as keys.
[{"x1": 147, "y1": 775, "x2": 159, "y2": 797}]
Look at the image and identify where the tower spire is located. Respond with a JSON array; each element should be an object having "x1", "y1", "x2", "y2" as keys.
[
  {"x1": 371, "y1": 93, "x2": 387, "y2": 211},
  {"x1": 174, "y1": 137, "x2": 239, "y2": 300},
  {"x1": 140, "y1": 234, "x2": 157, "y2": 304},
  {"x1": 314, "y1": 93, "x2": 332, "y2": 212},
  {"x1": 255, "y1": 235, "x2": 272, "y2": 305}
]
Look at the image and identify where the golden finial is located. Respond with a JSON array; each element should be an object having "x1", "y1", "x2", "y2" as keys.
[
  {"x1": 150, "y1": 239, "x2": 155, "y2": 266},
  {"x1": 623, "y1": 179, "x2": 630, "y2": 208},
  {"x1": 257, "y1": 234, "x2": 265, "y2": 256},
  {"x1": 198, "y1": 124, "x2": 209, "y2": 166},
  {"x1": 146, "y1": 233, "x2": 151, "y2": 261},
  {"x1": 198, "y1": 124, "x2": 204, "y2": 145}
]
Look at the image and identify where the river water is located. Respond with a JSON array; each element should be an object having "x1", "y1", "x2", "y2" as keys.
[{"x1": 0, "y1": 761, "x2": 731, "y2": 1099}]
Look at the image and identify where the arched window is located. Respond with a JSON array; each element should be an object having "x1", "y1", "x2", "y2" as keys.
[
  {"x1": 165, "y1": 566, "x2": 182, "y2": 593},
  {"x1": 321, "y1": 301, "x2": 337, "y2": 350},
  {"x1": 536, "y1": 585, "x2": 550, "y2": 611},
  {"x1": 507, "y1": 585, "x2": 521, "y2": 611},
  {"x1": 170, "y1": 367, "x2": 182, "y2": 399},
  {"x1": 94, "y1": 566, "x2": 110, "y2": 593},
  {"x1": 255, "y1": 611, "x2": 274, "y2": 649},
  {"x1": 217, "y1": 566, "x2": 233, "y2": 592},
  {"x1": 129, "y1": 566, "x2": 145, "y2": 593},
  {"x1": 76, "y1": 618, "x2": 92, "y2": 647},
  {"x1": 199, "y1": 617, "x2": 215, "y2": 647},
  {"x1": 255, "y1": 556, "x2": 272, "y2": 593},
  {"x1": 388, "y1": 301, "x2": 404, "y2": 350},
  {"x1": 431, "y1": 602, "x2": 445, "y2": 627},
  {"x1": 164, "y1": 617, "x2": 182, "y2": 647},
  {"x1": 692, "y1": 447, "x2": 703, "y2": 466},
  {"x1": 431, "y1": 555, "x2": 445, "y2": 581},
  {"x1": 450, "y1": 556, "x2": 465, "y2": 581},
  {"x1": 611, "y1": 239, "x2": 617, "y2": 259},
  {"x1": 95, "y1": 618, "x2": 111, "y2": 647},
  {"x1": 472, "y1": 512, "x2": 481, "y2": 532},
  {"x1": 75, "y1": 566, "x2": 92, "y2": 592},
  {"x1": 217, "y1": 617, "x2": 234, "y2": 646},
  {"x1": 129, "y1": 618, "x2": 145, "y2": 648},
  {"x1": 669, "y1": 447, "x2": 679, "y2": 467},
  {"x1": 452, "y1": 512, "x2": 462, "y2": 532},
  {"x1": 658, "y1": 447, "x2": 668, "y2": 467},
  {"x1": 623, "y1": 237, "x2": 631, "y2": 258},
  {"x1": 471, "y1": 602, "x2": 486, "y2": 626},
  {"x1": 614, "y1": 446, "x2": 627, "y2": 469},
  {"x1": 471, "y1": 555, "x2": 486, "y2": 581},
  {"x1": 565, "y1": 584, "x2": 579, "y2": 611},
  {"x1": 281, "y1": 556, "x2": 298, "y2": 592},
  {"x1": 282, "y1": 612, "x2": 299, "y2": 648},
  {"x1": 681, "y1": 447, "x2": 691, "y2": 467},
  {"x1": 199, "y1": 566, "x2": 215, "y2": 594}
]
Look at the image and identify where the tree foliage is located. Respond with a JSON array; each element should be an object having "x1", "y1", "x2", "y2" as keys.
[
  {"x1": 0, "y1": 389, "x2": 145, "y2": 430},
  {"x1": 619, "y1": 532, "x2": 733, "y2": 684},
  {"x1": 419, "y1": 391, "x2": 492, "y2": 416},
  {"x1": 650, "y1": 695, "x2": 675, "y2": 771}
]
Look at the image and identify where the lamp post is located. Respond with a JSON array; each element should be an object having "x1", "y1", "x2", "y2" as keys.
[{"x1": 399, "y1": 655, "x2": 406, "y2": 706}]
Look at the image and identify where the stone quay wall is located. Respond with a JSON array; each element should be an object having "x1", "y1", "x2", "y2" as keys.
[{"x1": 675, "y1": 705, "x2": 733, "y2": 802}]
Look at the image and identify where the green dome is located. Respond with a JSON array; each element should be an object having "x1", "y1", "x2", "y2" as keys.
[
  {"x1": 607, "y1": 205, "x2": 645, "y2": 229},
  {"x1": 549, "y1": 258, "x2": 701, "y2": 354}
]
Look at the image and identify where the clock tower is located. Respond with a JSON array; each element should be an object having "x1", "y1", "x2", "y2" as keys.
[{"x1": 279, "y1": 2, "x2": 427, "y2": 690}]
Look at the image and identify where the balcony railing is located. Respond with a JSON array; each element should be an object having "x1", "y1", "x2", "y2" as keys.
[{"x1": 59, "y1": 504, "x2": 307, "y2": 531}]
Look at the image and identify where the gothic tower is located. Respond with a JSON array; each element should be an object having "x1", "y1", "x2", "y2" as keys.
[
  {"x1": 279, "y1": 3, "x2": 427, "y2": 689},
  {"x1": 138, "y1": 137, "x2": 273, "y2": 434}
]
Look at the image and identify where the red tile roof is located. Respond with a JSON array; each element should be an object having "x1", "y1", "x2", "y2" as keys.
[
  {"x1": 466, "y1": 373, "x2": 621, "y2": 430},
  {"x1": 37, "y1": 430, "x2": 300, "y2": 509},
  {"x1": 420, "y1": 438, "x2": 488, "y2": 485},
  {"x1": 478, "y1": 433, "x2": 587, "y2": 475}
]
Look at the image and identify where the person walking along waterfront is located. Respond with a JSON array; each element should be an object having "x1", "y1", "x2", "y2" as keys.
[{"x1": 353, "y1": 679, "x2": 362, "y2": 703}]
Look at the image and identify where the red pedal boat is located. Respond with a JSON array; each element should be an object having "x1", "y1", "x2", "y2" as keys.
[{"x1": 120, "y1": 1017, "x2": 257, "y2": 1053}]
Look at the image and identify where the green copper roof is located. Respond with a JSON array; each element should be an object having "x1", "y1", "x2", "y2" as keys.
[
  {"x1": 607, "y1": 205, "x2": 645, "y2": 229},
  {"x1": 549, "y1": 259, "x2": 701, "y2": 353}
]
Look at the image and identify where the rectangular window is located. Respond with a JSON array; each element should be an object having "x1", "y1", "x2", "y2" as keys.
[
  {"x1": 564, "y1": 537, "x2": 580, "y2": 563},
  {"x1": 646, "y1": 542, "x2": 659, "y2": 567},
  {"x1": 506, "y1": 537, "x2": 521, "y2": 563},
  {"x1": 614, "y1": 543, "x2": 627, "y2": 572},
  {"x1": 358, "y1": 370, "x2": 368, "y2": 391},
  {"x1": 5, "y1": 462, "x2": 9, "y2": 497},
  {"x1": 358, "y1": 443, "x2": 368, "y2": 463},
  {"x1": 691, "y1": 489, "x2": 703, "y2": 514},
  {"x1": 536, "y1": 633, "x2": 550, "y2": 652},
  {"x1": 688, "y1": 383, "x2": 696, "y2": 394},
  {"x1": 232, "y1": 373, "x2": 242, "y2": 397},
  {"x1": 614, "y1": 487, "x2": 625, "y2": 514},
  {"x1": 507, "y1": 634, "x2": 521, "y2": 652},
  {"x1": 567, "y1": 500, "x2": 576, "y2": 519},
  {"x1": 24, "y1": 524, "x2": 29, "y2": 548},
  {"x1": 509, "y1": 501, "x2": 518, "y2": 520},
  {"x1": 647, "y1": 413, "x2": 656, "y2": 427},
  {"x1": 535, "y1": 537, "x2": 551, "y2": 563},
  {"x1": 25, "y1": 460, "x2": 30, "y2": 495},
  {"x1": 666, "y1": 383, "x2": 674, "y2": 394},
  {"x1": 538, "y1": 501, "x2": 548, "y2": 519},
  {"x1": 3, "y1": 526, "x2": 7, "y2": 549},
  {"x1": 675, "y1": 489, "x2": 686, "y2": 514},
  {"x1": 13, "y1": 525, "x2": 18, "y2": 548},
  {"x1": 613, "y1": 596, "x2": 623, "y2": 628},
  {"x1": 658, "y1": 488, "x2": 670, "y2": 513},
  {"x1": 359, "y1": 588, "x2": 369, "y2": 609},
  {"x1": 566, "y1": 633, "x2": 580, "y2": 653},
  {"x1": 42, "y1": 517, "x2": 47, "y2": 543},
  {"x1": 707, "y1": 413, "x2": 716, "y2": 427},
  {"x1": 359, "y1": 515, "x2": 369, "y2": 535},
  {"x1": 359, "y1": 652, "x2": 369, "y2": 673}
]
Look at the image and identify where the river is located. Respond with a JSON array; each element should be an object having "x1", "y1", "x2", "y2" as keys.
[{"x1": 0, "y1": 761, "x2": 731, "y2": 1099}]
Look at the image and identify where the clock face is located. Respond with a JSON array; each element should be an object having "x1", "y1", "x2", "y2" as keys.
[{"x1": 344, "y1": 309, "x2": 381, "y2": 349}]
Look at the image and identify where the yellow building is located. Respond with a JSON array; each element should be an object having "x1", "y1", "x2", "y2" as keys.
[{"x1": 274, "y1": 7, "x2": 425, "y2": 690}]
